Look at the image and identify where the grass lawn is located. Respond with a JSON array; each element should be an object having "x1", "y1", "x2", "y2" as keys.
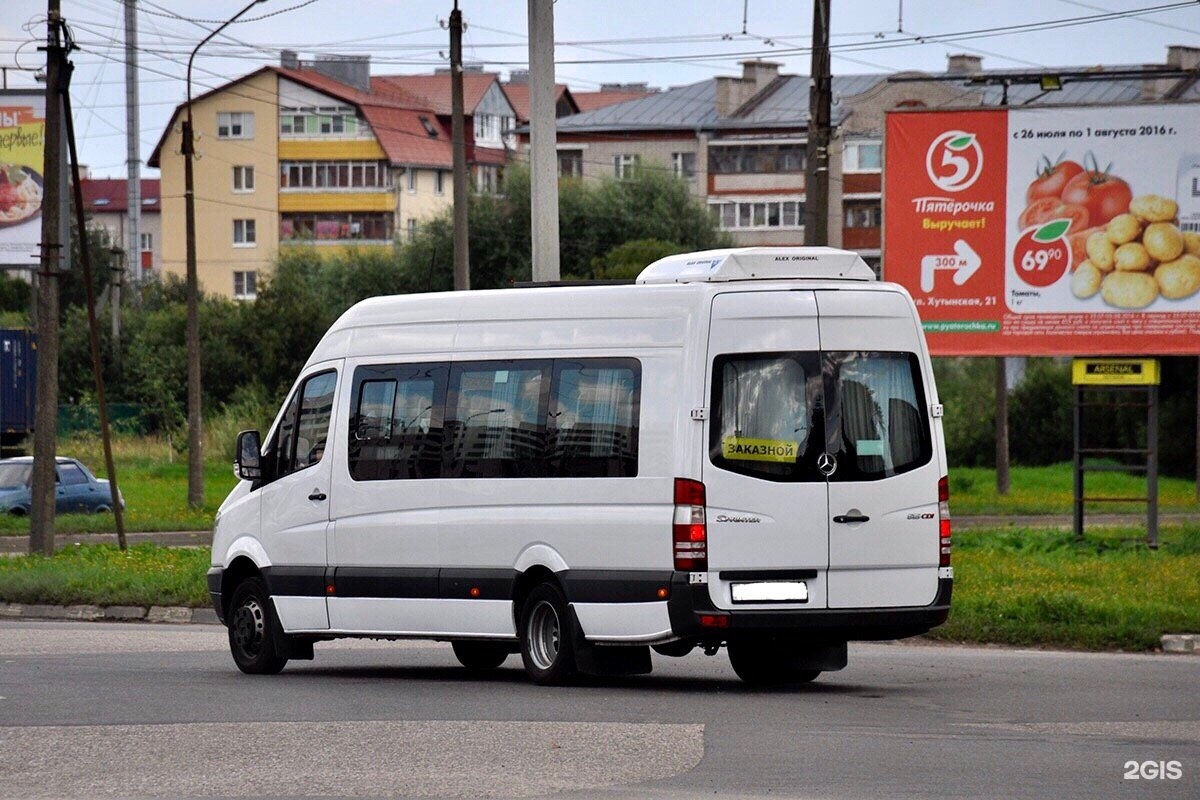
[
  {"x1": 928, "y1": 524, "x2": 1200, "y2": 650},
  {"x1": 950, "y1": 463, "x2": 1199, "y2": 515},
  {"x1": 2, "y1": 526, "x2": 1197, "y2": 652},
  {"x1": 0, "y1": 544, "x2": 210, "y2": 607}
]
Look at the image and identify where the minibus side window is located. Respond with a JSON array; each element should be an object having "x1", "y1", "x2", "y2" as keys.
[
  {"x1": 348, "y1": 364, "x2": 447, "y2": 480},
  {"x1": 446, "y1": 361, "x2": 550, "y2": 478},
  {"x1": 292, "y1": 371, "x2": 337, "y2": 471},
  {"x1": 823, "y1": 351, "x2": 931, "y2": 481},
  {"x1": 709, "y1": 352, "x2": 825, "y2": 483},
  {"x1": 549, "y1": 358, "x2": 640, "y2": 477},
  {"x1": 266, "y1": 390, "x2": 302, "y2": 479}
]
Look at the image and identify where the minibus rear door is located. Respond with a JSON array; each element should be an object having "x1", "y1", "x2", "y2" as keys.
[{"x1": 702, "y1": 290, "x2": 830, "y2": 611}]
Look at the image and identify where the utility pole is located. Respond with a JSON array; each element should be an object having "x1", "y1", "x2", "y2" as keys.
[
  {"x1": 995, "y1": 358, "x2": 1010, "y2": 495},
  {"x1": 63, "y1": 75, "x2": 128, "y2": 551},
  {"x1": 804, "y1": 0, "x2": 831, "y2": 246},
  {"x1": 29, "y1": 0, "x2": 64, "y2": 556},
  {"x1": 449, "y1": 1, "x2": 469, "y2": 290},
  {"x1": 122, "y1": 0, "x2": 140, "y2": 336},
  {"x1": 527, "y1": 0, "x2": 560, "y2": 280}
]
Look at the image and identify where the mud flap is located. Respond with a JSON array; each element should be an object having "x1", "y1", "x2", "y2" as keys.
[{"x1": 569, "y1": 606, "x2": 653, "y2": 676}]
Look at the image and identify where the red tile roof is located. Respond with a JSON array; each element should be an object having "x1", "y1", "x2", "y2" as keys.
[
  {"x1": 365, "y1": 106, "x2": 454, "y2": 168},
  {"x1": 470, "y1": 146, "x2": 508, "y2": 167},
  {"x1": 372, "y1": 72, "x2": 503, "y2": 116},
  {"x1": 502, "y1": 83, "x2": 575, "y2": 123},
  {"x1": 149, "y1": 66, "x2": 502, "y2": 171},
  {"x1": 573, "y1": 89, "x2": 657, "y2": 113},
  {"x1": 81, "y1": 178, "x2": 161, "y2": 213}
]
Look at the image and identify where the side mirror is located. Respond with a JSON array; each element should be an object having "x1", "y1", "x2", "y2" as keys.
[{"x1": 235, "y1": 430, "x2": 263, "y2": 481}]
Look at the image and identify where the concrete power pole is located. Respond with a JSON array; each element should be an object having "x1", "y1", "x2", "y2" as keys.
[
  {"x1": 804, "y1": 0, "x2": 831, "y2": 246},
  {"x1": 449, "y1": 2, "x2": 469, "y2": 291},
  {"x1": 527, "y1": 0, "x2": 560, "y2": 281},
  {"x1": 122, "y1": 0, "x2": 140, "y2": 343},
  {"x1": 30, "y1": 0, "x2": 64, "y2": 556}
]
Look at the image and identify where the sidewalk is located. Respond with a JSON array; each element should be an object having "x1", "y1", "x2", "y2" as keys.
[{"x1": 4, "y1": 512, "x2": 1199, "y2": 553}]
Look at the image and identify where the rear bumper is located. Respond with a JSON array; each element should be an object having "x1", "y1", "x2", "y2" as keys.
[
  {"x1": 667, "y1": 573, "x2": 952, "y2": 642},
  {"x1": 206, "y1": 567, "x2": 225, "y2": 625}
]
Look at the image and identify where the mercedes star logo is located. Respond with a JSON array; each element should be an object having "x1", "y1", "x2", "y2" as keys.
[{"x1": 817, "y1": 452, "x2": 837, "y2": 477}]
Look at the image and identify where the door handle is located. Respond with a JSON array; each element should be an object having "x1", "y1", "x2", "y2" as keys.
[
  {"x1": 308, "y1": 491, "x2": 327, "y2": 502},
  {"x1": 833, "y1": 514, "x2": 869, "y2": 524}
]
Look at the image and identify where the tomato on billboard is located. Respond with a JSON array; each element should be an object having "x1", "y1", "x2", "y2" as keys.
[{"x1": 884, "y1": 102, "x2": 1200, "y2": 355}]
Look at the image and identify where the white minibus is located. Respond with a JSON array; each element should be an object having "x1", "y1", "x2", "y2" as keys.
[{"x1": 209, "y1": 247, "x2": 952, "y2": 685}]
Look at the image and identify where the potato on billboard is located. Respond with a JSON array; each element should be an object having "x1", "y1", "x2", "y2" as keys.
[
  {"x1": 884, "y1": 102, "x2": 1200, "y2": 355},
  {"x1": 0, "y1": 91, "x2": 47, "y2": 269}
]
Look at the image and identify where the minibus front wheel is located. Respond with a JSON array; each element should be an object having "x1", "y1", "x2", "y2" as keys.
[
  {"x1": 227, "y1": 578, "x2": 288, "y2": 675},
  {"x1": 518, "y1": 582, "x2": 577, "y2": 685}
]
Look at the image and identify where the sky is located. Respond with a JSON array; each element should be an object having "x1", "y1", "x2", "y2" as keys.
[{"x1": 3, "y1": 0, "x2": 1200, "y2": 178}]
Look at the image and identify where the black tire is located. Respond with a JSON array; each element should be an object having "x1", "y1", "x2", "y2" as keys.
[
  {"x1": 727, "y1": 641, "x2": 820, "y2": 686},
  {"x1": 452, "y1": 640, "x2": 511, "y2": 671},
  {"x1": 518, "y1": 582, "x2": 577, "y2": 685},
  {"x1": 227, "y1": 577, "x2": 288, "y2": 675},
  {"x1": 652, "y1": 640, "x2": 696, "y2": 658}
]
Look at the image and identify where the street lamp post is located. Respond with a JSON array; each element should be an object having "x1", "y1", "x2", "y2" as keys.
[{"x1": 182, "y1": 0, "x2": 264, "y2": 507}]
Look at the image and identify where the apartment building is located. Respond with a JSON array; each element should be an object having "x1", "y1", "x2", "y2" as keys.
[{"x1": 149, "y1": 53, "x2": 513, "y2": 299}]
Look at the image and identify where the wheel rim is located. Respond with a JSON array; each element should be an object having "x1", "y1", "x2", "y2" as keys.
[
  {"x1": 527, "y1": 600, "x2": 560, "y2": 671},
  {"x1": 232, "y1": 598, "x2": 266, "y2": 659}
]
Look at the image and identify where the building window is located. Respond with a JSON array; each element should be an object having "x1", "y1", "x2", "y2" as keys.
[
  {"x1": 407, "y1": 168, "x2": 417, "y2": 193},
  {"x1": 139, "y1": 233, "x2": 152, "y2": 252},
  {"x1": 217, "y1": 111, "x2": 253, "y2": 139},
  {"x1": 672, "y1": 152, "x2": 696, "y2": 180},
  {"x1": 407, "y1": 218, "x2": 417, "y2": 240},
  {"x1": 709, "y1": 199, "x2": 804, "y2": 230},
  {"x1": 844, "y1": 203, "x2": 882, "y2": 228},
  {"x1": 476, "y1": 165, "x2": 500, "y2": 195},
  {"x1": 474, "y1": 113, "x2": 502, "y2": 143},
  {"x1": 435, "y1": 170, "x2": 444, "y2": 195},
  {"x1": 558, "y1": 149, "x2": 582, "y2": 178},
  {"x1": 708, "y1": 143, "x2": 805, "y2": 174},
  {"x1": 613, "y1": 154, "x2": 640, "y2": 179},
  {"x1": 233, "y1": 219, "x2": 256, "y2": 246},
  {"x1": 844, "y1": 141, "x2": 882, "y2": 172},
  {"x1": 279, "y1": 160, "x2": 388, "y2": 190},
  {"x1": 233, "y1": 270, "x2": 257, "y2": 299},
  {"x1": 233, "y1": 165, "x2": 255, "y2": 192},
  {"x1": 279, "y1": 106, "x2": 359, "y2": 137},
  {"x1": 280, "y1": 212, "x2": 393, "y2": 242}
]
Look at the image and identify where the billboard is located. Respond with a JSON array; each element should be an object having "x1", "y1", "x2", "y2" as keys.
[
  {"x1": 0, "y1": 91, "x2": 46, "y2": 270},
  {"x1": 885, "y1": 102, "x2": 1200, "y2": 355}
]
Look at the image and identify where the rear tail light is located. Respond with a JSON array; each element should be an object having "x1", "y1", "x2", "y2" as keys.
[
  {"x1": 938, "y1": 475, "x2": 951, "y2": 567},
  {"x1": 673, "y1": 477, "x2": 707, "y2": 571}
]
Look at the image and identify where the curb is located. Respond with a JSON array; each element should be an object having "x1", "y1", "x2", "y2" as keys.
[
  {"x1": 1161, "y1": 634, "x2": 1198, "y2": 654},
  {"x1": 0, "y1": 602, "x2": 220, "y2": 625}
]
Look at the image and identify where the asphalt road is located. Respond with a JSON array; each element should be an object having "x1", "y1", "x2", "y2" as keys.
[{"x1": 0, "y1": 621, "x2": 1197, "y2": 800}]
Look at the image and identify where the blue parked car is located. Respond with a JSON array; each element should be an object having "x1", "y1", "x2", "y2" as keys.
[{"x1": 0, "y1": 457, "x2": 124, "y2": 515}]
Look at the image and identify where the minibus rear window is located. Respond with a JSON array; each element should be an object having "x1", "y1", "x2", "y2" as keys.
[
  {"x1": 824, "y1": 351, "x2": 931, "y2": 481},
  {"x1": 709, "y1": 352, "x2": 826, "y2": 483},
  {"x1": 709, "y1": 351, "x2": 930, "y2": 482}
]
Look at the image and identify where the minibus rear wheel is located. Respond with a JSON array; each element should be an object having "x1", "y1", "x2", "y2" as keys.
[
  {"x1": 452, "y1": 640, "x2": 510, "y2": 671},
  {"x1": 518, "y1": 582, "x2": 577, "y2": 685},
  {"x1": 727, "y1": 641, "x2": 820, "y2": 686},
  {"x1": 227, "y1": 578, "x2": 288, "y2": 675}
]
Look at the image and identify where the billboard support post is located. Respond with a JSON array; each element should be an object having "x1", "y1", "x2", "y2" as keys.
[{"x1": 1071, "y1": 359, "x2": 1160, "y2": 549}]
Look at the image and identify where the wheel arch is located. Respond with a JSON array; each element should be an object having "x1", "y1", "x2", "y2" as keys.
[{"x1": 221, "y1": 556, "x2": 265, "y2": 621}]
